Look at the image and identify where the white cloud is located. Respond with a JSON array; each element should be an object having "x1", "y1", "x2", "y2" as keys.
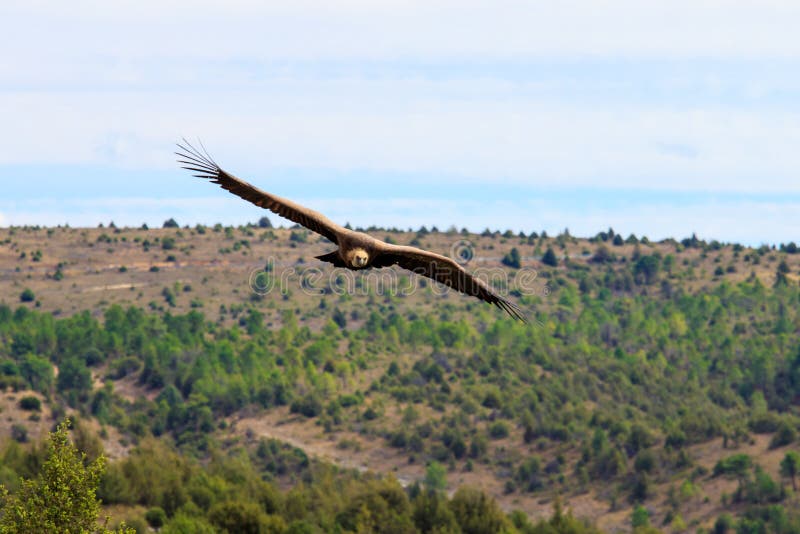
[
  {"x1": 2, "y1": 1, "x2": 800, "y2": 242},
  {"x1": 2, "y1": 86, "x2": 799, "y2": 193},
  {"x1": 4, "y1": 1, "x2": 800, "y2": 62}
]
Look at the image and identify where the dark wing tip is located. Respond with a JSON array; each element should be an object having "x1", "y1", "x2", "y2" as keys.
[
  {"x1": 495, "y1": 297, "x2": 528, "y2": 323},
  {"x1": 176, "y1": 139, "x2": 220, "y2": 180}
]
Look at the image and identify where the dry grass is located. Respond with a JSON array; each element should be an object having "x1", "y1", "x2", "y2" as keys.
[{"x1": 3, "y1": 225, "x2": 794, "y2": 325}]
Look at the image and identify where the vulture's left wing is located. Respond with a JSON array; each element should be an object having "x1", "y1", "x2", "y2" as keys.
[{"x1": 176, "y1": 140, "x2": 344, "y2": 245}]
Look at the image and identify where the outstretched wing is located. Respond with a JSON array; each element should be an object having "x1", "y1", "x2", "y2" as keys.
[
  {"x1": 176, "y1": 140, "x2": 344, "y2": 244},
  {"x1": 374, "y1": 244, "x2": 527, "y2": 322}
]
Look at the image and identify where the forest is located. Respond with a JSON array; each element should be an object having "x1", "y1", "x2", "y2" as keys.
[{"x1": 0, "y1": 224, "x2": 799, "y2": 532}]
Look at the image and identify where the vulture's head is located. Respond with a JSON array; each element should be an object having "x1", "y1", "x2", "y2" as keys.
[{"x1": 348, "y1": 248, "x2": 369, "y2": 268}]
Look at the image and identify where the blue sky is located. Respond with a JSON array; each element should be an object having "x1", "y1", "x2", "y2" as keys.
[{"x1": 2, "y1": 1, "x2": 800, "y2": 245}]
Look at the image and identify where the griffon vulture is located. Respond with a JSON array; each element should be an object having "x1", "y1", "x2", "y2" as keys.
[{"x1": 176, "y1": 141, "x2": 526, "y2": 322}]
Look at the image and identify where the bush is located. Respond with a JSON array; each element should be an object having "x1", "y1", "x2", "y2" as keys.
[
  {"x1": 501, "y1": 248, "x2": 521, "y2": 269},
  {"x1": 56, "y1": 357, "x2": 92, "y2": 396},
  {"x1": 488, "y1": 421, "x2": 510, "y2": 439},
  {"x1": 713, "y1": 514, "x2": 733, "y2": 534},
  {"x1": 11, "y1": 424, "x2": 28, "y2": 443},
  {"x1": 769, "y1": 421, "x2": 797, "y2": 449},
  {"x1": 208, "y1": 501, "x2": 269, "y2": 533},
  {"x1": 631, "y1": 505, "x2": 650, "y2": 529},
  {"x1": 449, "y1": 487, "x2": 510, "y2": 533},
  {"x1": 18, "y1": 395, "x2": 41, "y2": 411},
  {"x1": 84, "y1": 348, "x2": 105, "y2": 367},
  {"x1": 591, "y1": 245, "x2": 615, "y2": 264},
  {"x1": 541, "y1": 247, "x2": 558, "y2": 267},
  {"x1": 290, "y1": 395, "x2": 322, "y2": 418},
  {"x1": 145, "y1": 507, "x2": 167, "y2": 528},
  {"x1": 20, "y1": 288, "x2": 35, "y2": 302},
  {"x1": 162, "y1": 513, "x2": 216, "y2": 533},
  {"x1": 713, "y1": 454, "x2": 752, "y2": 478},
  {"x1": 107, "y1": 357, "x2": 142, "y2": 379}
]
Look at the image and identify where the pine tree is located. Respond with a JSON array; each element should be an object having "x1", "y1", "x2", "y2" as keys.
[
  {"x1": 542, "y1": 247, "x2": 558, "y2": 267},
  {"x1": 0, "y1": 419, "x2": 133, "y2": 534}
]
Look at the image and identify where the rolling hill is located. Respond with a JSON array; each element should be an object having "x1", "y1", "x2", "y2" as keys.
[{"x1": 1, "y1": 222, "x2": 799, "y2": 533}]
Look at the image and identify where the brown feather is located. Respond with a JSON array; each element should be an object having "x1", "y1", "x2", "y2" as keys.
[
  {"x1": 176, "y1": 140, "x2": 343, "y2": 244},
  {"x1": 374, "y1": 245, "x2": 527, "y2": 322},
  {"x1": 176, "y1": 140, "x2": 527, "y2": 322}
]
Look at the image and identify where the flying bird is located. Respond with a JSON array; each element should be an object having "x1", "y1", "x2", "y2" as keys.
[{"x1": 176, "y1": 140, "x2": 526, "y2": 322}]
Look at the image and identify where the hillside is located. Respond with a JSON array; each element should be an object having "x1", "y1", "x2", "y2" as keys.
[{"x1": 1, "y1": 223, "x2": 799, "y2": 533}]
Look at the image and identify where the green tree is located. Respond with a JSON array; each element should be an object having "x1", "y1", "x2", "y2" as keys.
[
  {"x1": 591, "y1": 244, "x2": 615, "y2": 264},
  {"x1": 502, "y1": 248, "x2": 521, "y2": 269},
  {"x1": 542, "y1": 247, "x2": 558, "y2": 267},
  {"x1": 424, "y1": 462, "x2": 447, "y2": 494},
  {"x1": 208, "y1": 501, "x2": 279, "y2": 534},
  {"x1": 161, "y1": 237, "x2": 176, "y2": 250},
  {"x1": 774, "y1": 259, "x2": 790, "y2": 287},
  {"x1": 448, "y1": 487, "x2": 510, "y2": 534},
  {"x1": 714, "y1": 453, "x2": 752, "y2": 481},
  {"x1": 20, "y1": 354, "x2": 54, "y2": 394},
  {"x1": 631, "y1": 505, "x2": 650, "y2": 529},
  {"x1": 412, "y1": 491, "x2": 459, "y2": 533},
  {"x1": 713, "y1": 513, "x2": 733, "y2": 534},
  {"x1": 633, "y1": 255, "x2": 661, "y2": 285},
  {"x1": 56, "y1": 357, "x2": 92, "y2": 396},
  {"x1": 144, "y1": 507, "x2": 166, "y2": 529},
  {"x1": 0, "y1": 419, "x2": 133, "y2": 533},
  {"x1": 780, "y1": 451, "x2": 800, "y2": 492}
]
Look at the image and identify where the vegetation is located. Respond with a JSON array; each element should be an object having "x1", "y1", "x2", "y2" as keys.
[
  {"x1": 0, "y1": 423, "x2": 600, "y2": 533},
  {"x1": 1, "y1": 224, "x2": 800, "y2": 531},
  {"x1": 0, "y1": 420, "x2": 133, "y2": 533}
]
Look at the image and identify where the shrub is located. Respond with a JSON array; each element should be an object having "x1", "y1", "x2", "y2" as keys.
[
  {"x1": 769, "y1": 421, "x2": 797, "y2": 449},
  {"x1": 145, "y1": 507, "x2": 167, "y2": 528},
  {"x1": 449, "y1": 487, "x2": 510, "y2": 533},
  {"x1": 501, "y1": 248, "x2": 521, "y2": 269},
  {"x1": 488, "y1": 421, "x2": 510, "y2": 439},
  {"x1": 20, "y1": 288, "x2": 35, "y2": 302},
  {"x1": 290, "y1": 395, "x2": 322, "y2": 418},
  {"x1": 208, "y1": 501, "x2": 269, "y2": 533},
  {"x1": 18, "y1": 395, "x2": 41, "y2": 411},
  {"x1": 107, "y1": 357, "x2": 142, "y2": 380},
  {"x1": 631, "y1": 505, "x2": 650, "y2": 529},
  {"x1": 541, "y1": 247, "x2": 558, "y2": 267},
  {"x1": 11, "y1": 424, "x2": 28, "y2": 443},
  {"x1": 713, "y1": 454, "x2": 752, "y2": 478}
]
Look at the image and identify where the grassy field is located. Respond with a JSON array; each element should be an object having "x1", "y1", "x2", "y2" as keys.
[{"x1": 2, "y1": 224, "x2": 793, "y2": 322}]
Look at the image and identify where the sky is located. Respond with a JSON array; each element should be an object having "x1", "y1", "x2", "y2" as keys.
[{"x1": 1, "y1": 1, "x2": 800, "y2": 245}]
